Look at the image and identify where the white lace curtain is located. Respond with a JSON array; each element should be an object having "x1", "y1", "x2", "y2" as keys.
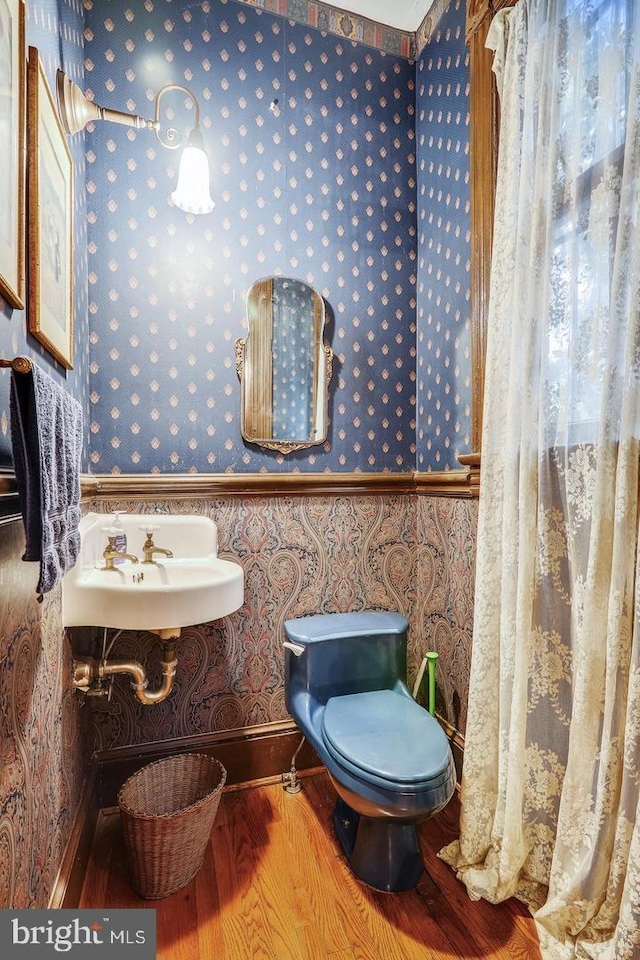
[{"x1": 440, "y1": 0, "x2": 640, "y2": 957}]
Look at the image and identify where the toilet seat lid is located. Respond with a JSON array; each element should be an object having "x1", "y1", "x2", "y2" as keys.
[{"x1": 322, "y1": 689, "x2": 452, "y2": 787}]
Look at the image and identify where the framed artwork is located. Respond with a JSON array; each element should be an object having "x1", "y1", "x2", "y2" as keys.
[
  {"x1": 0, "y1": 0, "x2": 25, "y2": 308},
  {"x1": 27, "y1": 45, "x2": 74, "y2": 369}
]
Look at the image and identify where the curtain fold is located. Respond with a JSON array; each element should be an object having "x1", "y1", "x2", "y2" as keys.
[{"x1": 439, "y1": 0, "x2": 640, "y2": 957}]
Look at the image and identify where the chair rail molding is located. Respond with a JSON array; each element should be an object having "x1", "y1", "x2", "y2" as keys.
[{"x1": 80, "y1": 470, "x2": 480, "y2": 501}]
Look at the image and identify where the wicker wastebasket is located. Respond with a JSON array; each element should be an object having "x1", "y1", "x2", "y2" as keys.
[{"x1": 118, "y1": 753, "x2": 226, "y2": 899}]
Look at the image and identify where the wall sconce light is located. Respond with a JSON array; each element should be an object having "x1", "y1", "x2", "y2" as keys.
[{"x1": 56, "y1": 73, "x2": 215, "y2": 215}]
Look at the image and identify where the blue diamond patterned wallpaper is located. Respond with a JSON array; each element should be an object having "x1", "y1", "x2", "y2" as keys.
[
  {"x1": 0, "y1": 0, "x2": 472, "y2": 476},
  {"x1": 416, "y1": 0, "x2": 471, "y2": 470},
  {"x1": 83, "y1": 0, "x2": 418, "y2": 473}
]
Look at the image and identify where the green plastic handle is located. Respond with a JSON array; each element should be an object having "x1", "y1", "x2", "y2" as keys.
[{"x1": 426, "y1": 651, "x2": 438, "y2": 716}]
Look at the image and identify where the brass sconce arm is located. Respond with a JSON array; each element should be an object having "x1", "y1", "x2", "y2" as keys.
[
  {"x1": 56, "y1": 71, "x2": 157, "y2": 137},
  {"x1": 56, "y1": 73, "x2": 202, "y2": 143},
  {"x1": 152, "y1": 83, "x2": 201, "y2": 149},
  {"x1": 56, "y1": 72, "x2": 214, "y2": 214}
]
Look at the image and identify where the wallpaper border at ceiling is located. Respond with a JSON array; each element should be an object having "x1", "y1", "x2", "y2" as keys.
[{"x1": 231, "y1": 0, "x2": 453, "y2": 58}]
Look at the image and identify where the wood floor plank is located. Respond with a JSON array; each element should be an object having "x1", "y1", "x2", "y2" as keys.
[
  {"x1": 271, "y1": 780, "x2": 354, "y2": 955},
  {"x1": 194, "y1": 835, "x2": 226, "y2": 960},
  {"x1": 212, "y1": 790, "x2": 279, "y2": 959},
  {"x1": 154, "y1": 886, "x2": 200, "y2": 960},
  {"x1": 235, "y1": 782, "x2": 274, "y2": 849},
  {"x1": 78, "y1": 812, "x2": 117, "y2": 908},
  {"x1": 219, "y1": 910, "x2": 273, "y2": 960},
  {"x1": 79, "y1": 772, "x2": 542, "y2": 960},
  {"x1": 238, "y1": 788, "x2": 311, "y2": 960},
  {"x1": 293, "y1": 923, "x2": 350, "y2": 960}
]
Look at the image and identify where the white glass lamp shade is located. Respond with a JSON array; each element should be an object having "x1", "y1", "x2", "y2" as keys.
[{"x1": 171, "y1": 141, "x2": 215, "y2": 215}]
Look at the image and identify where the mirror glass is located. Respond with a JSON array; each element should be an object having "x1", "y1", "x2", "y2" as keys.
[{"x1": 236, "y1": 277, "x2": 333, "y2": 453}]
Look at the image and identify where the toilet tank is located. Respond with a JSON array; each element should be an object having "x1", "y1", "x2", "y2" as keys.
[{"x1": 284, "y1": 611, "x2": 409, "y2": 712}]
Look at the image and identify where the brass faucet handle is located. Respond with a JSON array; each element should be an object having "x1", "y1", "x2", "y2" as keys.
[
  {"x1": 138, "y1": 524, "x2": 173, "y2": 563},
  {"x1": 102, "y1": 534, "x2": 118, "y2": 555},
  {"x1": 139, "y1": 523, "x2": 162, "y2": 535},
  {"x1": 101, "y1": 526, "x2": 121, "y2": 545},
  {"x1": 139, "y1": 524, "x2": 161, "y2": 550}
]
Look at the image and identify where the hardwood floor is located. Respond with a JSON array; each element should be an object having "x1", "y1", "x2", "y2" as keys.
[{"x1": 79, "y1": 771, "x2": 542, "y2": 959}]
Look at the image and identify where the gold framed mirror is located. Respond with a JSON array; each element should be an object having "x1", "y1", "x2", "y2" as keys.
[{"x1": 235, "y1": 277, "x2": 333, "y2": 454}]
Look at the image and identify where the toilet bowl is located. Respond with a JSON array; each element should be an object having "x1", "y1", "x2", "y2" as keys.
[{"x1": 284, "y1": 611, "x2": 456, "y2": 892}]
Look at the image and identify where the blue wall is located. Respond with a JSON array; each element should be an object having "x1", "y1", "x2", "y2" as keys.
[
  {"x1": 83, "y1": 0, "x2": 418, "y2": 473},
  {"x1": 0, "y1": 0, "x2": 472, "y2": 476},
  {"x1": 0, "y1": 0, "x2": 89, "y2": 469},
  {"x1": 416, "y1": 0, "x2": 471, "y2": 470}
]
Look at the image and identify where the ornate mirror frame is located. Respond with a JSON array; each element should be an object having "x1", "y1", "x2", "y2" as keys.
[{"x1": 236, "y1": 277, "x2": 333, "y2": 455}]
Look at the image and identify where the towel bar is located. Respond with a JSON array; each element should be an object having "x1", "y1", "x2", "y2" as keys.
[{"x1": 0, "y1": 356, "x2": 33, "y2": 374}]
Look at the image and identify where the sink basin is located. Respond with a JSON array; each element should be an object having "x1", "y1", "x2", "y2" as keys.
[{"x1": 62, "y1": 513, "x2": 244, "y2": 631}]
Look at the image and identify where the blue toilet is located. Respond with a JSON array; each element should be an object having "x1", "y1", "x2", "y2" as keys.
[{"x1": 283, "y1": 611, "x2": 456, "y2": 892}]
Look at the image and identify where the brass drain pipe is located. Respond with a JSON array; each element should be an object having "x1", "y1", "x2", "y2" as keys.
[{"x1": 72, "y1": 642, "x2": 178, "y2": 705}]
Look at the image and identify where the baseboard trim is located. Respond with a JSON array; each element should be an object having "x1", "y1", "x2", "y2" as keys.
[
  {"x1": 48, "y1": 767, "x2": 99, "y2": 909},
  {"x1": 96, "y1": 720, "x2": 320, "y2": 809}
]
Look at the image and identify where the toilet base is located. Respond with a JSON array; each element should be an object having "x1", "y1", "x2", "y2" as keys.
[{"x1": 332, "y1": 798, "x2": 424, "y2": 892}]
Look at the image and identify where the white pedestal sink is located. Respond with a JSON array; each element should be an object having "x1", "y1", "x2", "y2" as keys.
[{"x1": 62, "y1": 513, "x2": 244, "y2": 631}]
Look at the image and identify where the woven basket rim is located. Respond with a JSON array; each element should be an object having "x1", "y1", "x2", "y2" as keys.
[{"x1": 117, "y1": 753, "x2": 226, "y2": 821}]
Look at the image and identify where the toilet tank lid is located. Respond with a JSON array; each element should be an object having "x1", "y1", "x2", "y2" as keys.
[{"x1": 284, "y1": 611, "x2": 408, "y2": 645}]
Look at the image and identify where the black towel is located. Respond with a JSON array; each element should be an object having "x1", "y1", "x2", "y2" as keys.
[{"x1": 10, "y1": 364, "x2": 83, "y2": 595}]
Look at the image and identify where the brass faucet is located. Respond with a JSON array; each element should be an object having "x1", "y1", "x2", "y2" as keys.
[
  {"x1": 102, "y1": 536, "x2": 140, "y2": 571},
  {"x1": 141, "y1": 530, "x2": 174, "y2": 564}
]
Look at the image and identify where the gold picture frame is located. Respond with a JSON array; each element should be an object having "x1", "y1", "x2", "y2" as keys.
[
  {"x1": 0, "y1": 0, "x2": 26, "y2": 308},
  {"x1": 27, "y1": 45, "x2": 74, "y2": 369}
]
